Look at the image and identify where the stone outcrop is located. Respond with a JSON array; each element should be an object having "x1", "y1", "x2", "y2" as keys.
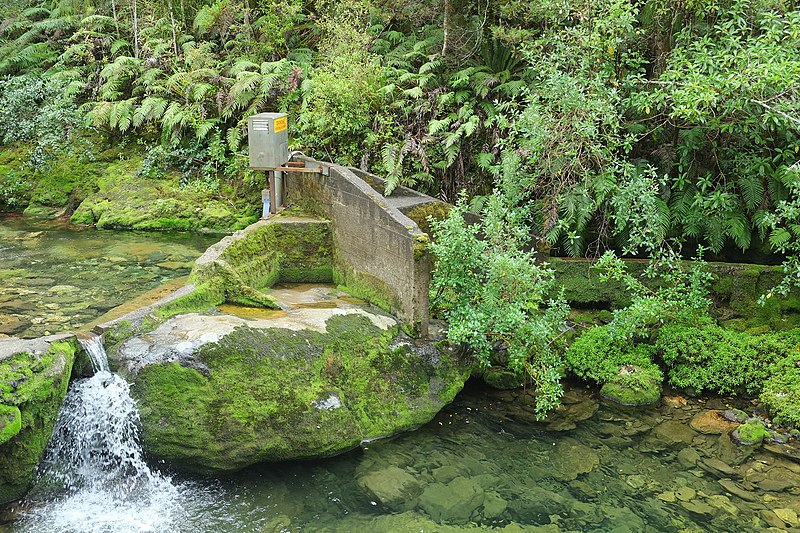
[
  {"x1": 115, "y1": 307, "x2": 471, "y2": 473},
  {"x1": 0, "y1": 335, "x2": 77, "y2": 503}
]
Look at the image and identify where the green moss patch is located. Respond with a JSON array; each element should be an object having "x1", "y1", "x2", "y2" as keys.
[
  {"x1": 0, "y1": 405, "x2": 21, "y2": 445},
  {"x1": 600, "y1": 364, "x2": 663, "y2": 407},
  {"x1": 734, "y1": 421, "x2": 770, "y2": 446},
  {"x1": 0, "y1": 339, "x2": 77, "y2": 503},
  {"x1": 0, "y1": 141, "x2": 260, "y2": 232},
  {"x1": 162, "y1": 218, "x2": 334, "y2": 317}
]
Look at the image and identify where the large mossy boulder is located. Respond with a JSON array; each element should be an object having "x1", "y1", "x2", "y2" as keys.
[
  {"x1": 0, "y1": 335, "x2": 77, "y2": 503},
  {"x1": 116, "y1": 309, "x2": 471, "y2": 473}
]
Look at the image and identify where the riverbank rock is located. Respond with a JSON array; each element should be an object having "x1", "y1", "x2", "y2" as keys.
[
  {"x1": 118, "y1": 309, "x2": 471, "y2": 473},
  {"x1": 733, "y1": 421, "x2": 771, "y2": 445},
  {"x1": 690, "y1": 410, "x2": 739, "y2": 435},
  {"x1": 0, "y1": 335, "x2": 77, "y2": 503}
]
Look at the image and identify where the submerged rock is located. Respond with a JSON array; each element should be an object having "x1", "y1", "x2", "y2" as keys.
[
  {"x1": 117, "y1": 310, "x2": 471, "y2": 473},
  {"x1": 549, "y1": 439, "x2": 600, "y2": 481},
  {"x1": 0, "y1": 335, "x2": 77, "y2": 503},
  {"x1": 690, "y1": 410, "x2": 739, "y2": 435},
  {"x1": 357, "y1": 465, "x2": 422, "y2": 508},
  {"x1": 419, "y1": 476, "x2": 485, "y2": 524}
]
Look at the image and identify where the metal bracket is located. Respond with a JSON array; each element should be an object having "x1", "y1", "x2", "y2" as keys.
[{"x1": 275, "y1": 161, "x2": 324, "y2": 174}]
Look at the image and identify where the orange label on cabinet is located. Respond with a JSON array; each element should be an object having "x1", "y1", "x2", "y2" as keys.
[{"x1": 273, "y1": 116, "x2": 288, "y2": 133}]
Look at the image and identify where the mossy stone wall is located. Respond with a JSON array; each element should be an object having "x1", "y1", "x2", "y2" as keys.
[
  {"x1": 284, "y1": 157, "x2": 432, "y2": 333},
  {"x1": 158, "y1": 216, "x2": 333, "y2": 316},
  {"x1": 551, "y1": 258, "x2": 800, "y2": 330}
]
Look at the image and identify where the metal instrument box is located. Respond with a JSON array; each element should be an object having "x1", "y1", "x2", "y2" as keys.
[{"x1": 247, "y1": 113, "x2": 289, "y2": 170}]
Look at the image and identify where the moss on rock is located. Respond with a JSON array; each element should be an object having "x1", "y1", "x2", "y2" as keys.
[
  {"x1": 162, "y1": 217, "x2": 334, "y2": 316},
  {"x1": 0, "y1": 142, "x2": 260, "y2": 232},
  {"x1": 600, "y1": 364, "x2": 663, "y2": 407},
  {"x1": 550, "y1": 257, "x2": 800, "y2": 330},
  {"x1": 734, "y1": 421, "x2": 770, "y2": 445},
  {"x1": 0, "y1": 404, "x2": 22, "y2": 445},
  {"x1": 0, "y1": 338, "x2": 77, "y2": 503},
  {"x1": 128, "y1": 313, "x2": 471, "y2": 473}
]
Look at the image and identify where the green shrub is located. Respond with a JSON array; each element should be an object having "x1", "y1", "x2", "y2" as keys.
[
  {"x1": 565, "y1": 325, "x2": 656, "y2": 384},
  {"x1": 761, "y1": 351, "x2": 800, "y2": 427},
  {"x1": 656, "y1": 322, "x2": 791, "y2": 395}
]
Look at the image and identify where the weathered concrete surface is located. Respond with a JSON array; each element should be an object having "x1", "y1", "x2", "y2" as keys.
[{"x1": 286, "y1": 156, "x2": 434, "y2": 333}]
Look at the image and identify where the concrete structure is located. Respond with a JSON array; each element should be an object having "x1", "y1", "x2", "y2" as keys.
[{"x1": 285, "y1": 155, "x2": 445, "y2": 334}]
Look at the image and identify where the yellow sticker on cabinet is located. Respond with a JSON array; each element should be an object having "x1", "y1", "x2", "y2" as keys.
[{"x1": 273, "y1": 116, "x2": 288, "y2": 133}]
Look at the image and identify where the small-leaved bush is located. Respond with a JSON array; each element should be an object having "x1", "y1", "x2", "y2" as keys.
[
  {"x1": 594, "y1": 248, "x2": 712, "y2": 339},
  {"x1": 655, "y1": 322, "x2": 787, "y2": 396},
  {"x1": 761, "y1": 349, "x2": 800, "y2": 427},
  {"x1": 430, "y1": 192, "x2": 569, "y2": 418}
]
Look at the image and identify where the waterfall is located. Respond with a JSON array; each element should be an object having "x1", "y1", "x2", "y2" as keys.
[
  {"x1": 15, "y1": 335, "x2": 187, "y2": 532},
  {"x1": 78, "y1": 334, "x2": 110, "y2": 373}
]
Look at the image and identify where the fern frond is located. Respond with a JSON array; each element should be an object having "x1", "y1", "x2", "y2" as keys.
[{"x1": 737, "y1": 174, "x2": 765, "y2": 211}]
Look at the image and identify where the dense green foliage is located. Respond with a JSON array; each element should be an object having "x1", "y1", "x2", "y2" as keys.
[
  {"x1": 429, "y1": 194, "x2": 569, "y2": 417},
  {"x1": 564, "y1": 256, "x2": 800, "y2": 426},
  {"x1": 2, "y1": 0, "x2": 800, "y2": 417}
]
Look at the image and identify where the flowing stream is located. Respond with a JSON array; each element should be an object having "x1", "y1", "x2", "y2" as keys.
[{"x1": 1, "y1": 218, "x2": 799, "y2": 531}]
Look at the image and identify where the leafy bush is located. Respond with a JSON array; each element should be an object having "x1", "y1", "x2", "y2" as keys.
[
  {"x1": 430, "y1": 193, "x2": 569, "y2": 417},
  {"x1": 0, "y1": 168, "x2": 30, "y2": 209},
  {"x1": 565, "y1": 325, "x2": 656, "y2": 384},
  {"x1": 761, "y1": 349, "x2": 800, "y2": 426},
  {"x1": 0, "y1": 74, "x2": 80, "y2": 168},
  {"x1": 594, "y1": 248, "x2": 712, "y2": 339}
]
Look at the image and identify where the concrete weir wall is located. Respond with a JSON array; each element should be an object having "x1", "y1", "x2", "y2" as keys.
[{"x1": 285, "y1": 156, "x2": 434, "y2": 333}]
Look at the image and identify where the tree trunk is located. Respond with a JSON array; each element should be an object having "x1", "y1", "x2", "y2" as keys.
[
  {"x1": 167, "y1": 0, "x2": 179, "y2": 57},
  {"x1": 132, "y1": 0, "x2": 140, "y2": 58},
  {"x1": 111, "y1": 0, "x2": 120, "y2": 38}
]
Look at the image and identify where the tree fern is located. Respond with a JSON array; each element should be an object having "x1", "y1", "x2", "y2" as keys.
[
  {"x1": 132, "y1": 96, "x2": 168, "y2": 127},
  {"x1": 724, "y1": 210, "x2": 751, "y2": 250}
]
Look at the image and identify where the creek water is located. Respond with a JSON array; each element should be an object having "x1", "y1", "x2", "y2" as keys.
[
  {"x1": 0, "y1": 217, "x2": 215, "y2": 338},
  {"x1": 4, "y1": 375, "x2": 800, "y2": 532}
]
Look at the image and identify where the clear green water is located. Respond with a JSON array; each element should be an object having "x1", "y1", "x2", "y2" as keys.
[
  {"x1": 10, "y1": 382, "x2": 798, "y2": 532},
  {"x1": 1, "y1": 220, "x2": 798, "y2": 532},
  {"x1": 0, "y1": 217, "x2": 216, "y2": 338}
]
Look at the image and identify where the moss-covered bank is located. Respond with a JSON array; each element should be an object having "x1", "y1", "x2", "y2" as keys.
[
  {"x1": 127, "y1": 313, "x2": 470, "y2": 473},
  {"x1": 551, "y1": 258, "x2": 800, "y2": 331},
  {"x1": 0, "y1": 141, "x2": 260, "y2": 232},
  {"x1": 0, "y1": 337, "x2": 77, "y2": 503}
]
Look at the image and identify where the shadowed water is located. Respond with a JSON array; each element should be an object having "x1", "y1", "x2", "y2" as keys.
[{"x1": 0, "y1": 217, "x2": 215, "y2": 338}]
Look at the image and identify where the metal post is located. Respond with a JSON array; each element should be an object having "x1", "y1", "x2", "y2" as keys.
[
  {"x1": 274, "y1": 169, "x2": 284, "y2": 211},
  {"x1": 268, "y1": 170, "x2": 277, "y2": 215}
]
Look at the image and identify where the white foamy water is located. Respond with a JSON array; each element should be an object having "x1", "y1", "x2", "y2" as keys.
[{"x1": 14, "y1": 339, "x2": 188, "y2": 532}]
